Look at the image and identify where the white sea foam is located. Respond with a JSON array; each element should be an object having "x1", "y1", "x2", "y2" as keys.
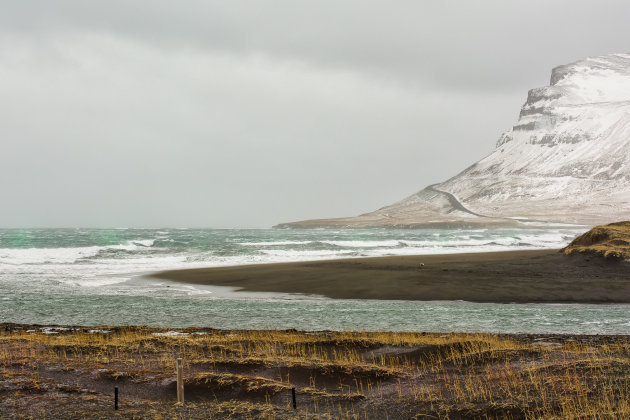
[
  {"x1": 132, "y1": 239, "x2": 156, "y2": 247},
  {"x1": 0, "y1": 240, "x2": 158, "y2": 265},
  {"x1": 260, "y1": 249, "x2": 356, "y2": 257},
  {"x1": 0, "y1": 246, "x2": 103, "y2": 265},
  {"x1": 61, "y1": 275, "x2": 135, "y2": 288},
  {"x1": 239, "y1": 241, "x2": 312, "y2": 246},
  {"x1": 241, "y1": 240, "x2": 407, "y2": 248},
  {"x1": 40, "y1": 327, "x2": 70, "y2": 334},
  {"x1": 324, "y1": 240, "x2": 403, "y2": 247}
]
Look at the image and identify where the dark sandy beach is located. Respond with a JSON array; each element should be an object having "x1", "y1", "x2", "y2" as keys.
[{"x1": 152, "y1": 249, "x2": 630, "y2": 303}]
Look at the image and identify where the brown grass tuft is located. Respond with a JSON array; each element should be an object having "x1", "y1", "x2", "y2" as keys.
[{"x1": 563, "y1": 221, "x2": 630, "y2": 259}]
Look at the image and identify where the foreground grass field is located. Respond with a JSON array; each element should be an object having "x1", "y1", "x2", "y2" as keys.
[{"x1": 1, "y1": 324, "x2": 629, "y2": 419}]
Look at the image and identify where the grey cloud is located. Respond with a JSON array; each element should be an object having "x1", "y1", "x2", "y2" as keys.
[
  {"x1": 4, "y1": 1, "x2": 630, "y2": 90},
  {"x1": 1, "y1": 1, "x2": 629, "y2": 227}
]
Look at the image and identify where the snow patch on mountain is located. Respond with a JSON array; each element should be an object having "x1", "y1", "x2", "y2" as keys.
[
  {"x1": 436, "y1": 54, "x2": 630, "y2": 224},
  {"x1": 278, "y1": 54, "x2": 630, "y2": 228}
]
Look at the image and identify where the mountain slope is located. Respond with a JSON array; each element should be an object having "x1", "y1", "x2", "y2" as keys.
[{"x1": 278, "y1": 54, "x2": 630, "y2": 228}]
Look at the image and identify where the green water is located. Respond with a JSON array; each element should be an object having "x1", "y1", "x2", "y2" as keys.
[{"x1": 3, "y1": 227, "x2": 628, "y2": 334}]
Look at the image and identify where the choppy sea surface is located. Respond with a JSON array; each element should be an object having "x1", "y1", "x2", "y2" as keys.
[{"x1": 1, "y1": 227, "x2": 628, "y2": 334}]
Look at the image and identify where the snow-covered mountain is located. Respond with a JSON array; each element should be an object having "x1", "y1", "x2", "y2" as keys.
[{"x1": 278, "y1": 54, "x2": 630, "y2": 228}]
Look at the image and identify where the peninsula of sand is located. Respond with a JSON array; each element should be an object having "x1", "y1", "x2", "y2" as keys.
[{"x1": 153, "y1": 222, "x2": 630, "y2": 303}]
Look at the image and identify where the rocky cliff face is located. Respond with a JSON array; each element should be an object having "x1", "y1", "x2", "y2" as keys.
[{"x1": 278, "y1": 54, "x2": 630, "y2": 228}]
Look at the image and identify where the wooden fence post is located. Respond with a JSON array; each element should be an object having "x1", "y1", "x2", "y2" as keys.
[{"x1": 176, "y1": 358, "x2": 184, "y2": 403}]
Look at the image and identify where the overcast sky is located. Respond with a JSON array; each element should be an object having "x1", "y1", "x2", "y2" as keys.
[{"x1": 2, "y1": 1, "x2": 629, "y2": 228}]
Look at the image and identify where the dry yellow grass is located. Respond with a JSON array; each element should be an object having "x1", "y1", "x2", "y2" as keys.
[
  {"x1": 1, "y1": 325, "x2": 629, "y2": 419},
  {"x1": 563, "y1": 221, "x2": 630, "y2": 259}
]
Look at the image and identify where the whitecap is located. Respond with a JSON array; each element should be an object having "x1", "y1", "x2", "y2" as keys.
[
  {"x1": 324, "y1": 240, "x2": 403, "y2": 248},
  {"x1": 239, "y1": 241, "x2": 313, "y2": 246},
  {"x1": 0, "y1": 246, "x2": 103, "y2": 265},
  {"x1": 131, "y1": 239, "x2": 156, "y2": 247}
]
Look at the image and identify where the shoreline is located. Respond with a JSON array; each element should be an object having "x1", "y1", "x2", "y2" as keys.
[
  {"x1": 3, "y1": 323, "x2": 628, "y2": 340},
  {"x1": 151, "y1": 249, "x2": 630, "y2": 303}
]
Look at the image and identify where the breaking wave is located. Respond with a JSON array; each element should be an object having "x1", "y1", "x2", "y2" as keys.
[
  {"x1": 0, "y1": 227, "x2": 583, "y2": 287},
  {"x1": 0, "y1": 240, "x2": 158, "y2": 265}
]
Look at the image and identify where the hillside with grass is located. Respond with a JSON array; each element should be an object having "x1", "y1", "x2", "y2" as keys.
[
  {"x1": 563, "y1": 221, "x2": 630, "y2": 259},
  {"x1": 1, "y1": 324, "x2": 629, "y2": 419}
]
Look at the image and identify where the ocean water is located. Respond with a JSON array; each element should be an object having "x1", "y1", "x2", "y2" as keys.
[{"x1": 1, "y1": 227, "x2": 628, "y2": 334}]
